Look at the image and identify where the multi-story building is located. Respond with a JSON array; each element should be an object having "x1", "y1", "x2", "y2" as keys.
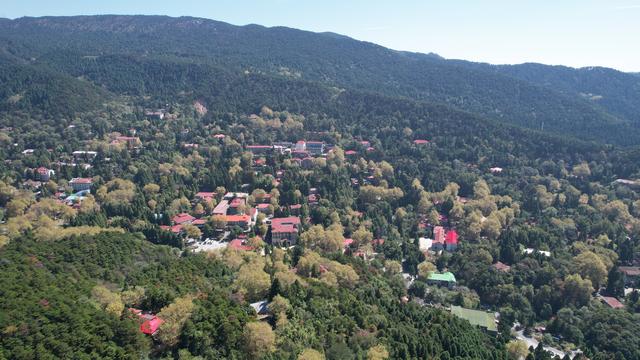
[
  {"x1": 271, "y1": 216, "x2": 301, "y2": 247},
  {"x1": 305, "y1": 141, "x2": 324, "y2": 155},
  {"x1": 69, "y1": 177, "x2": 93, "y2": 192}
]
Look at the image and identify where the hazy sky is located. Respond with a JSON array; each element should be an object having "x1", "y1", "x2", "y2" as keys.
[{"x1": 2, "y1": 0, "x2": 639, "y2": 72}]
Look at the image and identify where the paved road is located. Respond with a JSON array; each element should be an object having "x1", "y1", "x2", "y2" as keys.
[{"x1": 515, "y1": 330, "x2": 580, "y2": 359}]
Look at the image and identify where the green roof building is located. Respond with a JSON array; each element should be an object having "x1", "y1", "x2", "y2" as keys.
[
  {"x1": 450, "y1": 306, "x2": 498, "y2": 332},
  {"x1": 426, "y1": 271, "x2": 456, "y2": 288}
]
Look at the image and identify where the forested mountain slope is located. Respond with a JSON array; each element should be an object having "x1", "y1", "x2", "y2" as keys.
[
  {"x1": 0, "y1": 58, "x2": 107, "y2": 117},
  {"x1": 450, "y1": 60, "x2": 640, "y2": 126},
  {"x1": 0, "y1": 232, "x2": 508, "y2": 359},
  {"x1": 1, "y1": 15, "x2": 639, "y2": 145},
  {"x1": 1, "y1": 14, "x2": 640, "y2": 360}
]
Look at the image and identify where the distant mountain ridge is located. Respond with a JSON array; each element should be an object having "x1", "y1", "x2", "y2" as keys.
[
  {"x1": 1, "y1": 15, "x2": 640, "y2": 145},
  {"x1": 450, "y1": 60, "x2": 640, "y2": 126}
]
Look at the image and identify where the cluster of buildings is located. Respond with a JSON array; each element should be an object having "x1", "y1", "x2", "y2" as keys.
[
  {"x1": 161, "y1": 192, "x2": 259, "y2": 236},
  {"x1": 212, "y1": 192, "x2": 255, "y2": 230},
  {"x1": 246, "y1": 140, "x2": 332, "y2": 170},
  {"x1": 349, "y1": 165, "x2": 381, "y2": 188},
  {"x1": 160, "y1": 185, "x2": 309, "y2": 246},
  {"x1": 419, "y1": 226, "x2": 459, "y2": 253}
]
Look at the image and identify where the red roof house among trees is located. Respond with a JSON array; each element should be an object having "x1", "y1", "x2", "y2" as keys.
[
  {"x1": 172, "y1": 213, "x2": 195, "y2": 225},
  {"x1": 493, "y1": 261, "x2": 511, "y2": 272},
  {"x1": 229, "y1": 238, "x2": 254, "y2": 251},
  {"x1": 160, "y1": 225, "x2": 183, "y2": 234},
  {"x1": 271, "y1": 217, "x2": 301, "y2": 247},
  {"x1": 195, "y1": 192, "x2": 216, "y2": 202},
  {"x1": 445, "y1": 230, "x2": 458, "y2": 251},
  {"x1": 225, "y1": 214, "x2": 251, "y2": 229},
  {"x1": 600, "y1": 296, "x2": 624, "y2": 309},
  {"x1": 36, "y1": 167, "x2": 54, "y2": 181},
  {"x1": 69, "y1": 177, "x2": 93, "y2": 192},
  {"x1": 433, "y1": 226, "x2": 445, "y2": 250},
  {"x1": 140, "y1": 317, "x2": 164, "y2": 335}
]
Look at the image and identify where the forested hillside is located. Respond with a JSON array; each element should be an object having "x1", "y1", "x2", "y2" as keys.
[
  {"x1": 1, "y1": 15, "x2": 640, "y2": 145},
  {"x1": 0, "y1": 57, "x2": 107, "y2": 117},
  {"x1": 451, "y1": 60, "x2": 640, "y2": 126},
  {"x1": 1, "y1": 14, "x2": 640, "y2": 360}
]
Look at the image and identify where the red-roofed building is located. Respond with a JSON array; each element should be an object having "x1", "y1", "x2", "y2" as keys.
[
  {"x1": 271, "y1": 224, "x2": 297, "y2": 246},
  {"x1": 36, "y1": 167, "x2": 54, "y2": 182},
  {"x1": 413, "y1": 139, "x2": 430, "y2": 145},
  {"x1": 213, "y1": 134, "x2": 226, "y2": 139},
  {"x1": 172, "y1": 213, "x2": 195, "y2": 225},
  {"x1": 226, "y1": 215, "x2": 251, "y2": 230},
  {"x1": 228, "y1": 197, "x2": 246, "y2": 215},
  {"x1": 445, "y1": 230, "x2": 458, "y2": 251},
  {"x1": 271, "y1": 217, "x2": 301, "y2": 247},
  {"x1": 432, "y1": 226, "x2": 445, "y2": 251},
  {"x1": 192, "y1": 219, "x2": 207, "y2": 226},
  {"x1": 160, "y1": 225, "x2": 183, "y2": 234},
  {"x1": 289, "y1": 204, "x2": 302, "y2": 215},
  {"x1": 129, "y1": 308, "x2": 143, "y2": 316},
  {"x1": 195, "y1": 192, "x2": 216, "y2": 202},
  {"x1": 69, "y1": 177, "x2": 93, "y2": 192},
  {"x1": 230, "y1": 198, "x2": 244, "y2": 207},
  {"x1": 619, "y1": 266, "x2": 640, "y2": 286},
  {"x1": 213, "y1": 199, "x2": 230, "y2": 216},
  {"x1": 229, "y1": 238, "x2": 254, "y2": 251},
  {"x1": 256, "y1": 203, "x2": 271, "y2": 214},
  {"x1": 344, "y1": 150, "x2": 357, "y2": 156},
  {"x1": 140, "y1": 317, "x2": 164, "y2": 335},
  {"x1": 493, "y1": 261, "x2": 511, "y2": 272},
  {"x1": 271, "y1": 216, "x2": 301, "y2": 228},
  {"x1": 295, "y1": 140, "x2": 306, "y2": 152},
  {"x1": 343, "y1": 238, "x2": 354, "y2": 248},
  {"x1": 600, "y1": 296, "x2": 624, "y2": 309}
]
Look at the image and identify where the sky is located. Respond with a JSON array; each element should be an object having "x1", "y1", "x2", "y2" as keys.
[{"x1": 2, "y1": 0, "x2": 639, "y2": 72}]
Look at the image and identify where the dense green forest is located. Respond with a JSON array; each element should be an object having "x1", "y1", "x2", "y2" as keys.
[
  {"x1": 1, "y1": 15, "x2": 640, "y2": 145},
  {"x1": 1, "y1": 14, "x2": 640, "y2": 360}
]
